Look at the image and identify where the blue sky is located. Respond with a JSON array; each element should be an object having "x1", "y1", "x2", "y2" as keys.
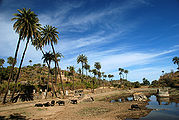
[{"x1": 0, "y1": 0, "x2": 179, "y2": 82}]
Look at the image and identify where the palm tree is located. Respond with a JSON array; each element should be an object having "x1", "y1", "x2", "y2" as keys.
[
  {"x1": 94, "y1": 62, "x2": 101, "y2": 72},
  {"x1": 118, "y1": 68, "x2": 124, "y2": 79},
  {"x1": 124, "y1": 70, "x2": 128, "y2": 80},
  {"x1": 108, "y1": 74, "x2": 111, "y2": 81},
  {"x1": 172, "y1": 56, "x2": 179, "y2": 70},
  {"x1": 53, "y1": 52, "x2": 64, "y2": 84},
  {"x1": 84, "y1": 63, "x2": 90, "y2": 76},
  {"x1": 91, "y1": 69, "x2": 97, "y2": 93},
  {"x1": 6, "y1": 8, "x2": 41, "y2": 103},
  {"x1": 94, "y1": 62, "x2": 101, "y2": 84},
  {"x1": 77, "y1": 68, "x2": 82, "y2": 74},
  {"x1": 103, "y1": 75, "x2": 107, "y2": 80},
  {"x1": 41, "y1": 25, "x2": 65, "y2": 96},
  {"x1": 42, "y1": 51, "x2": 56, "y2": 98},
  {"x1": 7, "y1": 57, "x2": 16, "y2": 66},
  {"x1": 119, "y1": 72, "x2": 122, "y2": 79},
  {"x1": 110, "y1": 74, "x2": 114, "y2": 85},
  {"x1": 29, "y1": 60, "x2": 32, "y2": 66},
  {"x1": 67, "y1": 66, "x2": 75, "y2": 90},
  {"x1": 97, "y1": 71, "x2": 102, "y2": 85},
  {"x1": 118, "y1": 68, "x2": 122, "y2": 72},
  {"x1": 77, "y1": 54, "x2": 87, "y2": 77},
  {"x1": 121, "y1": 68, "x2": 124, "y2": 78}
]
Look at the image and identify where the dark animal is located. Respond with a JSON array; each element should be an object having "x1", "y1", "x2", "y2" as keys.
[
  {"x1": 51, "y1": 100, "x2": 55, "y2": 106},
  {"x1": 43, "y1": 102, "x2": 51, "y2": 107},
  {"x1": 75, "y1": 90, "x2": 83, "y2": 93},
  {"x1": 56, "y1": 100, "x2": 65, "y2": 106},
  {"x1": 35, "y1": 103, "x2": 43, "y2": 107},
  {"x1": 90, "y1": 97, "x2": 94, "y2": 101},
  {"x1": 131, "y1": 104, "x2": 141, "y2": 110},
  {"x1": 71, "y1": 100, "x2": 77, "y2": 104}
]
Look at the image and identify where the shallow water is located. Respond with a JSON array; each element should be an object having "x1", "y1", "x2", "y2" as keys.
[{"x1": 126, "y1": 95, "x2": 179, "y2": 120}]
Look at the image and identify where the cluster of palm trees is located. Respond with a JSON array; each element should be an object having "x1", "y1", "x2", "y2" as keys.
[
  {"x1": 0, "y1": 57, "x2": 16, "y2": 68},
  {"x1": 76, "y1": 54, "x2": 115, "y2": 92},
  {"x1": 118, "y1": 68, "x2": 128, "y2": 80},
  {"x1": 2, "y1": 8, "x2": 65, "y2": 103}
]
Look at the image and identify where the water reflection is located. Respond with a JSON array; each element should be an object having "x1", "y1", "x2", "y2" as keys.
[
  {"x1": 126, "y1": 95, "x2": 179, "y2": 120},
  {"x1": 156, "y1": 96, "x2": 178, "y2": 107}
]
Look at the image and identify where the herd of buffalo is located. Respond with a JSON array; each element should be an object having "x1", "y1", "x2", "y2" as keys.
[{"x1": 35, "y1": 100, "x2": 77, "y2": 107}]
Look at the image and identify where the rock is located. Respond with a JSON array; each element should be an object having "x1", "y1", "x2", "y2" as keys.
[
  {"x1": 133, "y1": 93, "x2": 148, "y2": 101},
  {"x1": 81, "y1": 95, "x2": 94, "y2": 102},
  {"x1": 157, "y1": 88, "x2": 169, "y2": 97}
]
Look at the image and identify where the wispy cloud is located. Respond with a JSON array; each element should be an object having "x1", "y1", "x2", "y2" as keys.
[{"x1": 86, "y1": 48, "x2": 178, "y2": 75}]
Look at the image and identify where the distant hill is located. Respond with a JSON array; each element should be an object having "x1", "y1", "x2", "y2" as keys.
[{"x1": 158, "y1": 71, "x2": 179, "y2": 87}]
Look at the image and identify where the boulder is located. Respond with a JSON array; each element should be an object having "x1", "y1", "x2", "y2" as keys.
[
  {"x1": 133, "y1": 93, "x2": 148, "y2": 101},
  {"x1": 81, "y1": 95, "x2": 94, "y2": 102}
]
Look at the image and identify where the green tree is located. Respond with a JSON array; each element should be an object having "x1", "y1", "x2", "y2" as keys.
[
  {"x1": 78, "y1": 68, "x2": 82, "y2": 74},
  {"x1": 4, "y1": 8, "x2": 41, "y2": 103},
  {"x1": 77, "y1": 54, "x2": 87, "y2": 81},
  {"x1": 142, "y1": 78, "x2": 150, "y2": 86},
  {"x1": 118, "y1": 68, "x2": 124, "y2": 79},
  {"x1": 29, "y1": 60, "x2": 32, "y2": 66},
  {"x1": 53, "y1": 52, "x2": 64, "y2": 84},
  {"x1": 94, "y1": 62, "x2": 101, "y2": 84},
  {"x1": 42, "y1": 51, "x2": 56, "y2": 98},
  {"x1": 77, "y1": 54, "x2": 87, "y2": 75},
  {"x1": 7, "y1": 57, "x2": 16, "y2": 66},
  {"x1": 124, "y1": 70, "x2": 128, "y2": 80},
  {"x1": 151, "y1": 80, "x2": 159, "y2": 87},
  {"x1": 84, "y1": 63, "x2": 90, "y2": 76},
  {"x1": 91, "y1": 69, "x2": 97, "y2": 93},
  {"x1": 133, "y1": 81, "x2": 141, "y2": 88},
  {"x1": 97, "y1": 71, "x2": 102, "y2": 85},
  {"x1": 94, "y1": 62, "x2": 101, "y2": 71},
  {"x1": 41, "y1": 25, "x2": 65, "y2": 96},
  {"x1": 172, "y1": 56, "x2": 179, "y2": 70},
  {"x1": 67, "y1": 66, "x2": 75, "y2": 90},
  {"x1": 119, "y1": 72, "x2": 122, "y2": 79}
]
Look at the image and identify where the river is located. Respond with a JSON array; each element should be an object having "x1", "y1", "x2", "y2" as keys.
[{"x1": 126, "y1": 95, "x2": 179, "y2": 120}]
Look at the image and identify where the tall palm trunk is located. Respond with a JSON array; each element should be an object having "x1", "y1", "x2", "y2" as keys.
[
  {"x1": 86, "y1": 69, "x2": 88, "y2": 76},
  {"x1": 81, "y1": 63, "x2": 84, "y2": 82},
  {"x1": 55, "y1": 62, "x2": 57, "y2": 84},
  {"x1": 45, "y1": 66, "x2": 50, "y2": 99},
  {"x1": 51, "y1": 42, "x2": 65, "y2": 96},
  {"x1": 50, "y1": 70, "x2": 57, "y2": 98},
  {"x1": 92, "y1": 75, "x2": 95, "y2": 93},
  {"x1": 3, "y1": 37, "x2": 21, "y2": 104},
  {"x1": 40, "y1": 48, "x2": 60, "y2": 97},
  {"x1": 82, "y1": 63, "x2": 83, "y2": 75},
  {"x1": 11, "y1": 38, "x2": 30, "y2": 101}
]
